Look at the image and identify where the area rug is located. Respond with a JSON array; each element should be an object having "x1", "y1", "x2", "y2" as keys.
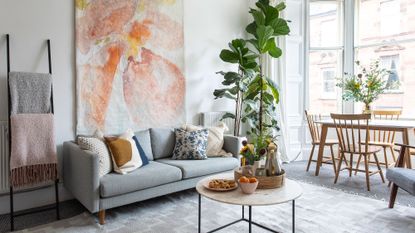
[
  {"x1": 284, "y1": 160, "x2": 415, "y2": 207},
  {"x1": 16, "y1": 182, "x2": 415, "y2": 233}
]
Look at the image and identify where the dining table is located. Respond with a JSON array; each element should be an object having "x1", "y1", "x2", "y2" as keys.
[{"x1": 314, "y1": 119, "x2": 415, "y2": 176}]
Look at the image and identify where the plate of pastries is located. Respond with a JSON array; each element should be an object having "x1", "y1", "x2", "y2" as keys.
[{"x1": 203, "y1": 179, "x2": 238, "y2": 191}]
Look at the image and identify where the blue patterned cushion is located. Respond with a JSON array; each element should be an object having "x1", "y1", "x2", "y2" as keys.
[{"x1": 172, "y1": 128, "x2": 209, "y2": 160}]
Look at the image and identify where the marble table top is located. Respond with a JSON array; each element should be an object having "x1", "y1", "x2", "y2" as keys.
[{"x1": 196, "y1": 173, "x2": 303, "y2": 206}]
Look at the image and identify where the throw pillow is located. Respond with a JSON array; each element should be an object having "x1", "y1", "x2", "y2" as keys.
[
  {"x1": 77, "y1": 132, "x2": 112, "y2": 178},
  {"x1": 105, "y1": 129, "x2": 146, "y2": 174},
  {"x1": 182, "y1": 122, "x2": 232, "y2": 157},
  {"x1": 172, "y1": 128, "x2": 209, "y2": 160}
]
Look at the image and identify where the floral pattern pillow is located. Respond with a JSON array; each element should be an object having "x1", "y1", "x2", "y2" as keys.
[{"x1": 172, "y1": 128, "x2": 209, "y2": 160}]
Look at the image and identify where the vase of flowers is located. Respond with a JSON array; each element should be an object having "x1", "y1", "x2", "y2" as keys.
[{"x1": 337, "y1": 60, "x2": 392, "y2": 113}]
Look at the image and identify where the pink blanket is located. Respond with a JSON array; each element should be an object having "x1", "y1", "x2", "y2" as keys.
[{"x1": 10, "y1": 114, "x2": 57, "y2": 187}]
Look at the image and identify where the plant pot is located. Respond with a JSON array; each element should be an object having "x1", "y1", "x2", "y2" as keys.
[
  {"x1": 240, "y1": 161, "x2": 260, "y2": 176},
  {"x1": 234, "y1": 168, "x2": 285, "y2": 189},
  {"x1": 363, "y1": 103, "x2": 372, "y2": 114}
]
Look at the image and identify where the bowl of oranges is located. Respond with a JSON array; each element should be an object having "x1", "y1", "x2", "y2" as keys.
[{"x1": 238, "y1": 176, "x2": 258, "y2": 194}]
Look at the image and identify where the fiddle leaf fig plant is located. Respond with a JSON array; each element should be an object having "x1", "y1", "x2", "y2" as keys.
[
  {"x1": 214, "y1": 0, "x2": 290, "y2": 156},
  {"x1": 214, "y1": 39, "x2": 257, "y2": 136},
  {"x1": 242, "y1": 0, "x2": 290, "y2": 146}
]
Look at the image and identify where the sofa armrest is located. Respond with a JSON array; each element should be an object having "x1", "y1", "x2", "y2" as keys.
[
  {"x1": 223, "y1": 135, "x2": 246, "y2": 159},
  {"x1": 63, "y1": 141, "x2": 100, "y2": 213}
]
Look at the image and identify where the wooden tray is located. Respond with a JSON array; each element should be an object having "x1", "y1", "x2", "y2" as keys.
[{"x1": 234, "y1": 168, "x2": 285, "y2": 189}]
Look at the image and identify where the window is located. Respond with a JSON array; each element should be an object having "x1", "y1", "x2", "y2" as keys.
[
  {"x1": 322, "y1": 68, "x2": 336, "y2": 97},
  {"x1": 307, "y1": 0, "x2": 415, "y2": 117},
  {"x1": 355, "y1": 0, "x2": 414, "y2": 116},
  {"x1": 308, "y1": 0, "x2": 343, "y2": 113},
  {"x1": 380, "y1": 55, "x2": 400, "y2": 91}
]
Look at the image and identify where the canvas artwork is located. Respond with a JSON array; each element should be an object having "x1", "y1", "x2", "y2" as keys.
[{"x1": 76, "y1": 0, "x2": 185, "y2": 134}]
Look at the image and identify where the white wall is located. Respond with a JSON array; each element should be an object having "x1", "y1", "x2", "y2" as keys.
[{"x1": 0, "y1": 0, "x2": 249, "y2": 214}]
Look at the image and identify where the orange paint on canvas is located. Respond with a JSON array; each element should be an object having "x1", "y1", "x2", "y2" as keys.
[
  {"x1": 81, "y1": 43, "x2": 124, "y2": 130},
  {"x1": 122, "y1": 48, "x2": 185, "y2": 127},
  {"x1": 77, "y1": 0, "x2": 138, "y2": 54},
  {"x1": 126, "y1": 21, "x2": 152, "y2": 57}
]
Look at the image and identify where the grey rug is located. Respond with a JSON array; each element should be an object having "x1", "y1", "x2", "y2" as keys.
[
  {"x1": 13, "y1": 182, "x2": 415, "y2": 233},
  {"x1": 284, "y1": 160, "x2": 415, "y2": 207}
]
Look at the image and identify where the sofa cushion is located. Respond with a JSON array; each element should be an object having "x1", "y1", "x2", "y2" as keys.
[
  {"x1": 135, "y1": 129, "x2": 154, "y2": 160},
  {"x1": 150, "y1": 128, "x2": 175, "y2": 159},
  {"x1": 172, "y1": 128, "x2": 209, "y2": 160},
  {"x1": 387, "y1": 168, "x2": 415, "y2": 195},
  {"x1": 157, "y1": 157, "x2": 239, "y2": 179},
  {"x1": 100, "y1": 161, "x2": 182, "y2": 197}
]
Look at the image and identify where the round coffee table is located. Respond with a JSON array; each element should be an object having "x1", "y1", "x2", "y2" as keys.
[{"x1": 196, "y1": 173, "x2": 303, "y2": 233}]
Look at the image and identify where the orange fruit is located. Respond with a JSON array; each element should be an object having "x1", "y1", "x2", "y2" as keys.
[
  {"x1": 249, "y1": 177, "x2": 258, "y2": 183},
  {"x1": 239, "y1": 176, "x2": 249, "y2": 183}
]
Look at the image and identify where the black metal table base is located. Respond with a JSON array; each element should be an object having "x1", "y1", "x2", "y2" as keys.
[{"x1": 198, "y1": 194, "x2": 296, "y2": 233}]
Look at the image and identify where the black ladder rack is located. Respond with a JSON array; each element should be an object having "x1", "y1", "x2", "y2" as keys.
[{"x1": 6, "y1": 34, "x2": 60, "y2": 232}]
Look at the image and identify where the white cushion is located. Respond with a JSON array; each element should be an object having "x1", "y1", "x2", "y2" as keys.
[
  {"x1": 77, "y1": 133, "x2": 112, "y2": 177},
  {"x1": 182, "y1": 122, "x2": 232, "y2": 157},
  {"x1": 107, "y1": 129, "x2": 144, "y2": 174}
]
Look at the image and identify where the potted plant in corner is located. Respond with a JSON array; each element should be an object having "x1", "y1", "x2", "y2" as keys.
[
  {"x1": 214, "y1": 0, "x2": 290, "y2": 188},
  {"x1": 336, "y1": 60, "x2": 394, "y2": 113}
]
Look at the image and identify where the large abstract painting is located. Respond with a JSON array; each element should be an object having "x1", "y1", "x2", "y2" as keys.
[{"x1": 76, "y1": 0, "x2": 185, "y2": 134}]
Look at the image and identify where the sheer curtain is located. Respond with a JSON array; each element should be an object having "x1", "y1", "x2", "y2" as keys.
[{"x1": 261, "y1": 40, "x2": 290, "y2": 162}]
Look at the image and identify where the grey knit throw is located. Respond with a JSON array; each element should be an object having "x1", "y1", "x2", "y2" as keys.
[{"x1": 9, "y1": 72, "x2": 52, "y2": 114}]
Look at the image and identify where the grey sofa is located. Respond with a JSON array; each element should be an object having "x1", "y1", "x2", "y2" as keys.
[
  {"x1": 387, "y1": 144, "x2": 415, "y2": 208},
  {"x1": 63, "y1": 128, "x2": 242, "y2": 224}
]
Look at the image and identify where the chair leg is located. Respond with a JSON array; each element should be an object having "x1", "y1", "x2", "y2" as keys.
[
  {"x1": 329, "y1": 145, "x2": 337, "y2": 174},
  {"x1": 383, "y1": 147, "x2": 389, "y2": 169},
  {"x1": 389, "y1": 184, "x2": 399, "y2": 208},
  {"x1": 306, "y1": 144, "x2": 316, "y2": 172},
  {"x1": 334, "y1": 152, "x2": 344, "y2": 184},
  {"x1": 373, "y1": 153, "x2": 385, "y2": 183},
  {"x1": 98, "y1": 209, "x2": 106, "y2": 225},
  {"x1": 355, "y1": 154, "x2": 362, "y2": 175},
  {"x1": 364, "y1": 155, "x2": 371, "y2": 191},
  {"x1": 349, "y1": 153, "x2": 354, "y2": 177},
  {"x1": 390, "y1": 146, "x2": 397, "y2": 164}
]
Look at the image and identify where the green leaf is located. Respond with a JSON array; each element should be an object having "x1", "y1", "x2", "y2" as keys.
[
  {"x1": 251, "y1": 9, "x2": 265, "y2": 26},
  {"x1": 213, "y1": 89, "x2": 236, "y2": 100},
  {"x1": 265, "y1": 39, "x2": 282, "y2": 58},
  {"x1": 222, "y1": 72, "x2": 241, "y2": 85},
  {"x1": 228, "y1": 86, "x2": 239, "y2": 95},
  {"x1": 270, "y1": 18, "x2": 290, "y2": 36},
  {"x1": 247, "y1": 39, "x2": 260, "y2": 51},
  {"x1": 244, "y1": 54, "x2": 259, "y2": 60},
  {"x1": 221, "y1": 112, "x2": 236, "y2": 120},
  {"x1": 264, "y1": 6, "x2": 279, "y2": 24},
  {"x1": 256, "y1": 0, "x2": 270, "y2": 13},
  {"x1": 266, "y1": 78, "x2": 280, "y2": 104},
  {"x1": 230, "y1": 39, "x2": 246, "y2": 53},
  {"x1": 242, "y1": 61, "x2": 258, "y2": 69},
  {"x1": 246, "y1": 22, "x2": 257, "y2": 35},
  {"x1": 256, "y1": 25, "x2": 274, "y2": 52},
  {"x1": 220, "y1": 49, "x2": 239, "y2": 63},
  {"x1": 276, "y1": 2, "x2": 286, "y2": 11}
]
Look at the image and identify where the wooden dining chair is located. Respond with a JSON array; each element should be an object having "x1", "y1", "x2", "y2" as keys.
[
  {"x1": 331, "y1": 113, "x2": 385, "y2": 191},
  {"x1": 366, "y1": 110, "x2": 402, "y2": 168},
  {"x1": 305, "y1": 110, "x2": 338, "y2": 174}
]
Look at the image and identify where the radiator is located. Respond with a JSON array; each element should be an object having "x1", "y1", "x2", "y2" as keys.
[
  {"x1": 0, "y1": 121, "x2": 9, "y2": 194},
  {"x1": 200, "y1": 111, "x2": 235, "y2": 134}
]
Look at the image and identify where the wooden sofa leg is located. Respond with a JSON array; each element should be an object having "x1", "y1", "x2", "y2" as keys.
[
  {"x1": 389, "y1": 184, "x2": 399, "y2": 208},
  {"x1": 98, "y1": 209, "x2": 106, "y2": 225}
]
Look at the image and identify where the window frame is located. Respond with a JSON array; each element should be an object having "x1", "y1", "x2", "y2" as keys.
[{"x1": 306, "y1": 0, "x2": 415, "y2": 115}]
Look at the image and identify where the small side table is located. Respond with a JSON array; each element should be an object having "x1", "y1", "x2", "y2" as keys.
[{"x1": 196, "y1": 173, "x2": 303, "y2": 233}]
